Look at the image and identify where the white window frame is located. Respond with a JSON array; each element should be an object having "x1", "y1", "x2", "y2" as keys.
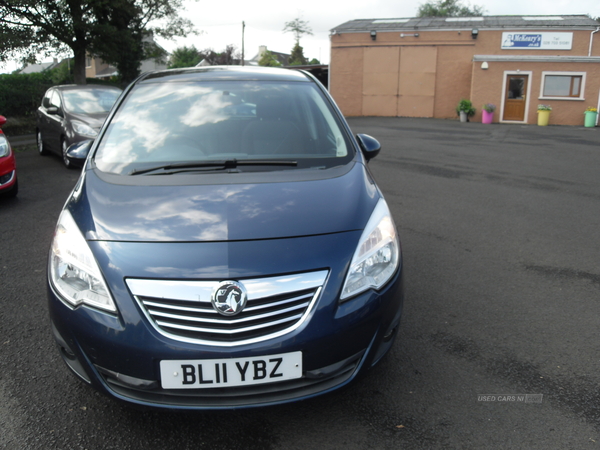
[
  {"x1": 499, "y1": 70, "x2": 533, "y2": 124},
  {"x1": 539, "y1": 71, "x2": 586, "y2": 101}
]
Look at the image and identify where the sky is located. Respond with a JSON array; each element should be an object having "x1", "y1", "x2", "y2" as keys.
[{"x1": 3, "y1": 0, "x2": 600, "y2": 72}]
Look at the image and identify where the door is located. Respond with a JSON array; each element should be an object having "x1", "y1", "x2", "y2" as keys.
[
  {"x1": 46, "y1": 90, "x2": 64, "y2": 152},
  {"x1": 503, "y1": 75, "x2": 528, "y2": 121}
]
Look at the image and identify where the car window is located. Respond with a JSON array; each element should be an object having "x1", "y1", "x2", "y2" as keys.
[
  {"x1": 50, "y1": 91, "x2": 62, "y2": 109},
  {"x1": 94, "y1": 80, "x2": 354, "y2": 175},
  {"x1": 62, "y1": 88, "x2": 122, "y2": 114},
  {"x1": 42, "y1": 90, "x2": 53, "y2": 108}
]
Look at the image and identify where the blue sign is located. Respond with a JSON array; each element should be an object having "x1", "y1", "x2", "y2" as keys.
[
  {"x1": 501, "y1": 32, "x2": 573, "y2": 50},
  {"x1": 503, "y1": 34, "x2": 542, "y2": 48}
]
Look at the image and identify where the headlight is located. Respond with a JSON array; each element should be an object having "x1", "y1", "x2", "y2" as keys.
[
  {"x1": 340, "y1": 199, "x2": 400, "y2": 301},
  {"x1": 0, "y1": 135, "x2": 10, "y2": 158},
  {"x1": 49, "y1": 209, "x2": 116, "y2": 312},
  {"x1": 71, "y1": 121, "x2": 98, "y2": 138}
]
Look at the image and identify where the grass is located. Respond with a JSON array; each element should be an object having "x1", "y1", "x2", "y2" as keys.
[{"x1": 14, "y1": 144, "x2": 37, "y2": 153}]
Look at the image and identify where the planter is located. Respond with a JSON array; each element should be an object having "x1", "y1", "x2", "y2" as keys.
[
  {"x1": 584, "y1": 110, "x2": 597, "y2": 127},
  {"x1": 537, "y1": 110, "x2": 550, "y2": 126},
  {"x1": 459, "y1": 111, "x2": 468, "y2": 123},
  {"x1": 482, "y1": 110, "x2": 494, "y2": 124}
]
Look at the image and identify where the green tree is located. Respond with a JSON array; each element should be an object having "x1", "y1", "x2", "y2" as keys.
[
  {"x1": 49, "y1": 58, "x2": 74, "y2": 84},
  {"x1": 417, "y1": 0, "x2": 485, "y2": 17},
  {"x1": 258, "y1": 50, "x2": 281, "y2": 67},
  {"x1": 168, "y1": 45, "x2": 201, "y2": 69},
  {"x1": 0, "y1": 0, "x2": 193, "y2": 85},
  {"x1": 283, "y1": 17, "x2": 313, "y2": 45},
  {"x1": 288, "y1": 43, "x2": 307, "y2": 66},
  {"x1": 88, "y1": 0, "x2": 145, "y2": 85}
]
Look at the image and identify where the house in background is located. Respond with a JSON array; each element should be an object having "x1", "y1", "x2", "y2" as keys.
[
  {"x1": 19, "y1": 58, "x2": 61, "y2": 74},
  {"x1": 249, "y1": 46, "x2": 291, "y2": 66},
  {"x1": 86, "y1": 34, "x2": 168, "y2": 80},
  {"x1": 330, "y1": 15, "x2": 600, "y2": 126}
]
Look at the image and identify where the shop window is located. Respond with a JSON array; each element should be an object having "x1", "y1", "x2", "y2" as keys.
[{"x1": 540, "y1": 72, "x2": 585, "y2": 100}]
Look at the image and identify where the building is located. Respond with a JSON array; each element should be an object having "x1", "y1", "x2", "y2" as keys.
[
  {"x1": 19, "y1": 58, "x2": 61, "y2": 74},
  {"x1": 329, "y1": 15, "x2": 600, "y2": 125},
  {"x1": 85, "y1": 34, "x2": 168, "y2": 80},
  {"x1": 249, "y1": 46, "x2": 291, "y2": 66}
]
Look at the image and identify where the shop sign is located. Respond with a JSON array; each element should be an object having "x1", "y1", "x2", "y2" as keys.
[{"x1": 501, "y1": 32, "x2": 573, "y2": 50}]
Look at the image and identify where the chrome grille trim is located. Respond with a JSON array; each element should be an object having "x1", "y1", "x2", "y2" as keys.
[
  {"x1": 148, "y1": 302, "x2": 309, "y2": 325},
  {"x1": 156, "y1": 313, "x2": 304, "y2": 334},
  {"x1": 143, "y1": 301, "x2": 217, "y2": 314},
  {"x1": 126, "y1": 271, "x2": 328, "y2": 347}
]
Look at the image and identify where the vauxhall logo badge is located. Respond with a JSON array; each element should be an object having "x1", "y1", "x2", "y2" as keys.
[{"x1": 211, "y1": 281, "x2": 248, "y2": 316}]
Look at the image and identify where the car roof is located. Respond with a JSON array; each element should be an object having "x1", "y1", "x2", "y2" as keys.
[{"x1": 138, "y1": 66, "x2": 312, "y2": 84}]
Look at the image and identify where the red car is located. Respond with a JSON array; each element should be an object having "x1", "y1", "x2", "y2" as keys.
[{"x1": 0, "y1": 115, "x2": 18, "y2": 197}]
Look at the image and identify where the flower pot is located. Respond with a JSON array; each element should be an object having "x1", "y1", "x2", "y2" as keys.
[
  {"x1": 459, "y1": 111, "x2": 468, "y2": 123},
  {"x1": 537, "y1": 110, "x2": 550, "y2": 126},
  {"x1": 482, "y1": 110, "x2": 494, "y2": 124},
  {"x1": 584, "y1": 111, "x2": 597, "y2": 127}
]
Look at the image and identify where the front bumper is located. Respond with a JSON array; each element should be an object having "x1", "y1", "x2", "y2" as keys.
[
  {"x1": 0, "y1": 153, "x2": 16, "y2": 192},
  {"x1": 48, "y1": 234, "x2": 404, "y2": 410}
]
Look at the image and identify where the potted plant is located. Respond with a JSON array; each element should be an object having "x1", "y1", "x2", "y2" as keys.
[
  {"x1": 456, "y1": 99, "x2": 476, "y2": 123},
  {"x1": 584, "y1": 106, "x2": 597, "y2": 128},
  {"x1": 537, "y1": 104, "x2": 552, "y2": 126},
  {"x1": 482, "y1": 103, "x2": 496, "y2": 124}
]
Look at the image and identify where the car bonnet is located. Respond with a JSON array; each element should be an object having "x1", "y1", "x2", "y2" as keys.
[{"x1": 71, "y1": 163, "x2": 380, "y2": 242}]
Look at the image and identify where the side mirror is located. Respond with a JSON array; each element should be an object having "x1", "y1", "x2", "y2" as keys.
[
  {"x1": 0, "y1": 115, "x2": 6, "y2": 128},
  {"x1": 47, "y1": 106, "x2": 60, "y2": 115},
  {"x1": 66, "y1": 140, "x2": 93, "y2": 168},
  {"x1": 356, "y1": 134, "x2": 381, "y2": 161}
]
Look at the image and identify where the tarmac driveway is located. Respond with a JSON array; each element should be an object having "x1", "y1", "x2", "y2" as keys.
[{"x1": 1, "y1": 117, "x2": 599, "y2": 449}]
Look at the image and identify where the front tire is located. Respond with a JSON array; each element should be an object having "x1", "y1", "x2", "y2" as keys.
[
  {"x1": 62, "y1": 139, "x2": 73, "y2": 169},
  {"x1": 37, "y1": 130, "x2": 49, "y2": 156}
]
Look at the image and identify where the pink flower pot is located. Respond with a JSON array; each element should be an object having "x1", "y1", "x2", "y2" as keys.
[{"x1": 482, "y1": 110, "x2": 494, "y2": 124}]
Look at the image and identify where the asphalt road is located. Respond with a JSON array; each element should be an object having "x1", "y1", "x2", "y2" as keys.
[{"x1": 1, "y1": 118, "x2": 599, "y2": 449}]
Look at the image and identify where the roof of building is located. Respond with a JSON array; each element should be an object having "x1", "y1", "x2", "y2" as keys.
[
  {"x1": 94, "y1": 65, "x2": 118, "y2": 78},
  {"x1": 250, "y1": 47, "x2": 290, "y2": 66},
  {"x1": 332, "y1": 15, "x2": 600, "y2": 33},
  {"x1": 19, "y1": 60, "x2": 60, "y2": 74}
]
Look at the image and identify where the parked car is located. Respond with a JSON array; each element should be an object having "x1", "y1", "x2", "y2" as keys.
[
  {"x1": 0, "y1": 115, "x2": 17, "y2": 197},
  {"x1": 48, "y1": 66, "x2": 404, "y2": 410},
  {"x1": 36, "y1": 84, "x2": 122, "y2": 168}
]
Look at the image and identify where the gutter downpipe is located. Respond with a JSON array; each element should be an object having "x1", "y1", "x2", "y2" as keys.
[{"x1": 589, "y1": 27, "x2": 600, "y2": 57}]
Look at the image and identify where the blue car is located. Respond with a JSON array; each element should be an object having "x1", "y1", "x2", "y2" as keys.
[{"x1": 47, "y1": 66, "x2": 404, "y2": 410}]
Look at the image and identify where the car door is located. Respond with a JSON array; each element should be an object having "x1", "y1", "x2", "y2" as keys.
[
  {"x1": 38, "y1": 90, "x2": 54, "y2": 149},
  {"x1": 45, "y1": 90, "x2": 65, "y2": 152}
]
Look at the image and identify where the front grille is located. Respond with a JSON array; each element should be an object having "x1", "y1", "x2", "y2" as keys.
[{"x1": 126, "y1": 270, "x2": 328, "y2": 346}]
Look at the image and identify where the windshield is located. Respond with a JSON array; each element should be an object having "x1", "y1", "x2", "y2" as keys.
[
  {"x1": 94, "y1": 80, "x2": 353, "y2": 175},
  {"x1": 63, "y1": 88, "x2": 122, "y2": 114}
]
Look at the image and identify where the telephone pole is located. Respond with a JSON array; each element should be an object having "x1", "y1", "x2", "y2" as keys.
[{"x1": 242, "y1": 21, "x2": 245, "y2": 66}]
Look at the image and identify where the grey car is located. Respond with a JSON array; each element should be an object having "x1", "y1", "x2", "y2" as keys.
[{"x1": 36, "y1": 84, "x2": 122, "y2": 168}]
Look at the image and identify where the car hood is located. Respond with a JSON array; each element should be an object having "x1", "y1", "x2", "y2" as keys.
[
  {"x1": 68, "y1": 112, "x2": 109, "y2": 130},
  {"x1": 73, "y1": 163, "x2": 380, "y2": 242}
]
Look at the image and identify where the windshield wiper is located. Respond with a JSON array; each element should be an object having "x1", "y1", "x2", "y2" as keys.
[{"x1": 128, "y1": 159, "x2": 298, "y2": 175}]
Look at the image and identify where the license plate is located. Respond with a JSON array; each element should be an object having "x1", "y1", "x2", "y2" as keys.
[{"x1": 160, "y1": 351, "x2": 302, "y2": 389}]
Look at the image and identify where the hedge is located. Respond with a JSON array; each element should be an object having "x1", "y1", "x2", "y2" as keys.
[{"x1": 0, "y1": 72, "x2": 55, "y2": 118}]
